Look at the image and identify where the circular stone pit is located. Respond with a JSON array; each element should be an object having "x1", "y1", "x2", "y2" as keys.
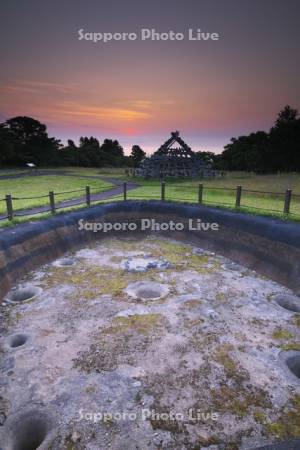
[
  {"x1": 1, "y1": 408, "x2": 56, "y2": 450},
  {"x1": 274, "y1": 294, "x2": 300, "y2": 313},
  {"x1": 9, "y1": 333, "x2": 28, "y2": 349},
  {"x1": 53, "y1": 257, "x2": 76, "y2": 267},
  {"x1": 285, "y1": 353, "x2": 300, "y2": 380},
  {"x1": 6, "y1": 287, "x2": 42, "y2": 304},
  {"x1": 124, "y1": 281, "x2": 170, "y2": 300}
]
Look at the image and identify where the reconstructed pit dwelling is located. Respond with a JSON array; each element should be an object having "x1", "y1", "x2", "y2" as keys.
[{"x1": 0, "y1": 201, "x2": 300, "y2": 450}]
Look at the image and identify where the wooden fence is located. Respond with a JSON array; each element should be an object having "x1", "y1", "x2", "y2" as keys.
[{"x1": 0, "y1": 183, "x2": 297, "y2": 221}]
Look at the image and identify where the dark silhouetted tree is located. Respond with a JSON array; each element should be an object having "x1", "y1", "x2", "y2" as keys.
[
  {"x1": 275, "y1": 105, "x2": 298, "y2": 127},
  {"x1": 267, "y1": 105, "x2": 300, "y2": 171},
  {"x1": 58, "y1": 139, "x2": 78, "y2": 166},
  {"x1": 77, "y1": 137, "x2": 102, "y2": 167},
  {"x1": 218, "y1": 106, "x2": 300, "y2": 172},
  {"x1": 195, "y1": 151, "x2": 216, "y2": 166},
  {"x1": 0, "y1": 116, "x2": 61, "y2": 166},
  {"x1": 0, "y1": 123, "x2": 17, "y2": 165},
  {"x1": 100, "y1": 139, "x2": 125, "y2": 166},
  {"x1": 130, "y1": 145, "x2": 146, "y2": 167}
]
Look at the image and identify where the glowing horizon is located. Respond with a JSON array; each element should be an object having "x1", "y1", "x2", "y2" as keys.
[{"x1": 1, "y1": 0, "x2": 299, "y2": 155}]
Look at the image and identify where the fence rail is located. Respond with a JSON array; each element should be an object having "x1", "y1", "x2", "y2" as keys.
[
  {"x1": 0, "y1": 183, "x2": 299, "y2": 222},
  {"x1": 1, "y1": 186, "x2": 93, "y2": 221}
]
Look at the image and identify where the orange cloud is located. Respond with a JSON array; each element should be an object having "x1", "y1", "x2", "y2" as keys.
[
  {"x1": 0, "y1": 79, "x2": 78, "y2": 96},
  {"x1": 52, "y1": 101, "x2": 150, "y2": 122}
]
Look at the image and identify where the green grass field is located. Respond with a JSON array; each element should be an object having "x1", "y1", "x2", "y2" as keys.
[
  {"x1": 0, "y1": 172, "x2": 113, "y2": 216},
  {"x1": 0, "y1": 168, "x2": 300, "y2": 226},
  {"x1": 125, "y1": 172, "x2": 300, "y2": 219}
]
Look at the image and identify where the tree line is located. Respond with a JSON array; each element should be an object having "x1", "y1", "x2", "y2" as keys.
[
  {"x1": 214, "y1": 105, "x2": 300, "y2": 172},
  {"x1": 0, "y1": 116, "x2": 146, "y2": 168},
  {"x1": 0, "y1": 106, "x2": 299, "y2": 173}
]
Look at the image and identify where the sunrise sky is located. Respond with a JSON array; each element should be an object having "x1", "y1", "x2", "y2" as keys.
[{"x1": 1, "y1": 0, "x2": 299, "y2": 154}]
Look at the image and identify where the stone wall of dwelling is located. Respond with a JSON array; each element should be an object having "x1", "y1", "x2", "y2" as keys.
[{"x1": 1, "y1": 201, "x2": 300, "y2": 300}]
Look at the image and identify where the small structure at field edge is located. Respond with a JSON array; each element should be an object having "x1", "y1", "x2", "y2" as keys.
[{"x1": 136, "y1": 131, "x2": 213, "y2": 178}]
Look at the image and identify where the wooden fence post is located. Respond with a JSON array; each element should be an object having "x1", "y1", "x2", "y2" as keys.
[
  {"x1": 198, "y1": 184, "x2": 203, "y2": 204},
  {"x1": 235, "y1": 185, "x2": 242, "y2": 208},
  {"x1": 284, "y1": 189, "x2": 292, "y2": 214},
  {"x1": 6, "y1": 194, "x2": 14, "y2": 220},
  {"x1": 86, "y1": 185, "x2": 91, "y2": 207},
  {"x1": 49, "y1": 191, "x2": 55, "y2": 214},
  {"x1": 123, "y1": 182, "x2": 127, "y2": 201},
  {"x1": 161, "y1": 182, "x2": 165, "y2": 201}
]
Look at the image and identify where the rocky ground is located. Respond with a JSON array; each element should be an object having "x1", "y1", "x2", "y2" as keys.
[{"x1": 0, "y1": 237, "x2": 299, "y2": 450}]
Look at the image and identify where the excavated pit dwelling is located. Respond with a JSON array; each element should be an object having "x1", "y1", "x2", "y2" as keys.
[
  {"x1": 0, "y1": 201, "x2": 300, "y2": 450},
  {"x1": 1, "y1": 236, "x2": 300, "y2": 450}
]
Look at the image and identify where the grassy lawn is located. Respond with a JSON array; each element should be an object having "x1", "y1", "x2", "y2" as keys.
[
  {"x1": 125, "y1": 172, "x2": 300, "y2": 220},
  {"x1": 55, "y1": 166, "x2": 129, "y2": 178},
  {"x1": 0, "y1": 168, "x2": 300, "y2": 225},
  {"x1": 0, "y1": 166, "x2": 130, "y2": 178},
  {"x1": 74, "y1": 168, "x2": 129, "y2": 178},
  {"x1": 0, "y1": 174, "x2": 113, "y2": 215}
]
